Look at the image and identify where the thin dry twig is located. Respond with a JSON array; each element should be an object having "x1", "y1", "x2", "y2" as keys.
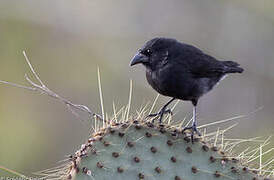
[{"x1": 0, "y1": 51, "x2": 102, "y2": 123}]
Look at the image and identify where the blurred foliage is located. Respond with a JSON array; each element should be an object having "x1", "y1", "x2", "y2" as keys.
[{"x1": 0, "y1": 0, "x2": 273, "y2": 177}]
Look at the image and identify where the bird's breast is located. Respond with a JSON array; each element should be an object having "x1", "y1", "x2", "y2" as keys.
[
  {"x1": 146, "y1": 67, "x2": 201, "y2": 101},
  {"x1": 146, "y1": 70, "x2": 158, "y2": 90},
  {"x1": 146, "y1": 69, "x2": 172, "y2": 96}
]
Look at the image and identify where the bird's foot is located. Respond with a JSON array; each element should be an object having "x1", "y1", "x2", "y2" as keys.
[
  {"x1": 147, "y1": 109, "x2": 172, "y2": 118},
  {"x1": 146, "y1": 109, "x2": 173, "y2": 124},
  {"x1": 182, "y1": 124, "x2": 201, "y2": 143}
]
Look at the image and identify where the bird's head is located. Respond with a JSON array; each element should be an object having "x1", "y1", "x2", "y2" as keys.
[{"x1": 130, "y1": 37, "x2": 177, "y2": 70}]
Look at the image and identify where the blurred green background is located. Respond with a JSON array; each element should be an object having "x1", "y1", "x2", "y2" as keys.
[{"x1": 0, "y1": 0, "x2": 274, "y2": 177}]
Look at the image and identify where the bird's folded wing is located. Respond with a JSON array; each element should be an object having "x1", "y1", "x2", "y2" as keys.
[{"x1": 187, "y1": 54, "x2": 227, "y2": 78}]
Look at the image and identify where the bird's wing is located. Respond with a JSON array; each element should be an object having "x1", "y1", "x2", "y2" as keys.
[
  {"x1": 189, "y1": 54, "x2": 244, "y2": 78},
  {"x1": 174, "y1": 43, "x2": 243, "y2": 78},
  {"x1": 174, "y1": 45, "x2": 226, "y2": 78},
  {"x1": 188, "y1": 53, "x2": 227, "y2": 77}
]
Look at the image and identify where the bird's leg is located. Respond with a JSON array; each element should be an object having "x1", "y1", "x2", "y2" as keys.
[
  {"x1": 182, "y1": 106, "x2": 201, "y2": 142},
  {"x1": 147, "y1": 97, "x2": 175, "y2": 124}
]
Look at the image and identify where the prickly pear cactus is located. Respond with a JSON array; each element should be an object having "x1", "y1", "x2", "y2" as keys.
[{"x1": 61, "y1": 120, "x2": 269, "y2": 180}]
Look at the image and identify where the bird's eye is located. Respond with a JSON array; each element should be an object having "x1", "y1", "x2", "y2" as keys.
[{"x1": 142, "y1": 49, "x2": 152, "y2": 56}]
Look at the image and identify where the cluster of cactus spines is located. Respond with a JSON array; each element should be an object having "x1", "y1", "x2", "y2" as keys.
[{"x1": 40, "y1": 108, "x2": 272, "y2": 180}]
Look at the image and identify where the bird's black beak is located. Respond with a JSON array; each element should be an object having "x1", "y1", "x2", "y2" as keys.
[{"x1": 130, "y1": 52, "x2": 149, "y2": 66}]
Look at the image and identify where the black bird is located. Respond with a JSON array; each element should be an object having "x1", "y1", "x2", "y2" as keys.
[{"x1": 130, "y1": 37, "x2": 244, "y2": 139}]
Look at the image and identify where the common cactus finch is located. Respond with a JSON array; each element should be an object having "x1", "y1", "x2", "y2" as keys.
[{"x1": 130, "y1": 37, "x2": 243, "y2": 141}]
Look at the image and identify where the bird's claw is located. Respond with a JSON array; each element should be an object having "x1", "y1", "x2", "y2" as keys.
[
  {"x1": 182, "y1": 125, "x2": 201, "y2": 143},
  {"x1": 146, "y1": 109, "x2": 173, "y2": 123},
  {"x1": 147, "y1": 109, "x2": 172, "y2": 117}
]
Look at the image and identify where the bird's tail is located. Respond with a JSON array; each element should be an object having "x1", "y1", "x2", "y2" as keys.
[{"x1": 223, "y1": 61, "x2": 244, "y2": 73}]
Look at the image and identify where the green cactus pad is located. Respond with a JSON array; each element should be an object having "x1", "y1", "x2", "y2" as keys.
[{"x1": 64, "y1": 120, "x2": 267, "y2": 180}]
